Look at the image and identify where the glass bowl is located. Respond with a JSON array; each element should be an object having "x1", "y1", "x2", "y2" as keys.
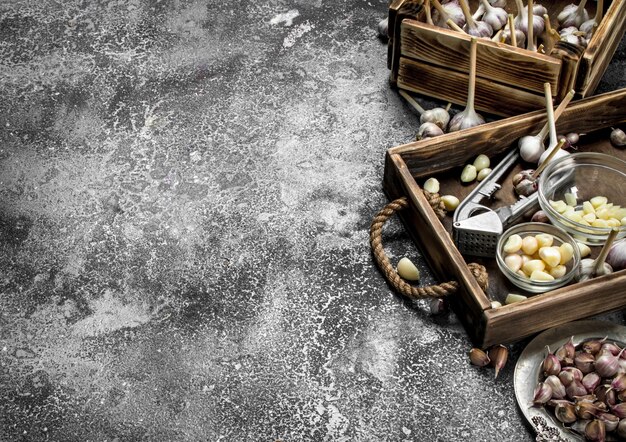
[
  {"x1": 496, "y1": 222, "x2": 581, "y2": 294},
  {"x1": 538, "y1": 152, "x2": 626, "y2": 246}
]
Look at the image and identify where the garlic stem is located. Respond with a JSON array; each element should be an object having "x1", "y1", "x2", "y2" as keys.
[
  {"x1": 532, "y1": 138, "x2": 565, "y2": 178},
  {"x1": 508, "y1": 14, "x2": 517, "y2": 47},
  {"x1": 543, "y1": 82, "x2": 558, "y2": 149},
  {"x1": 459, "y1": 0, "x2": 477, "y2": 29},
  {"x1": 399, "y1": 89, "x2": 426, "y2": 114},
  {"x1": 595, "y1": 0, "x2": 604, "y2": 24},
  {"x1": 527, "y1": 0, "x2": 535, "y2": 51},
  {"x1": 431, "y1": 0, "x2": 451, "y2": 24},
  {"x1": 467, "y1": 37, "x2": 478, "y2": 115},
  {"x1": 577, "y1": 0, "x2": 589, "y2": 20},
  {"x1": 425, "y1": 0, "x2": 434, "y2": 25},
  {"x1": 593, "y1": 228, "x2": 619, "y2": 276},
  {"x1": 492, "y1": 29, "x2": 503, "y2": 41},
  {"x1": 537, "y1": 89, "x2": 575, "y2": 142},
  {"x1": 473, "y1": 4, "x2": 485, "y2": 20},
  {"x1": 445, "y1": 102, "x2": 452, "y2": 112},
  {"x1": 447, "y1": 18, "x2": 466, "y2": 33}
]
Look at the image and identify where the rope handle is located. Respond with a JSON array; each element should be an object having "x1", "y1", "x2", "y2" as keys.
[{"x1": 369, "y1": 195, "x2": 488, "y2": 299}]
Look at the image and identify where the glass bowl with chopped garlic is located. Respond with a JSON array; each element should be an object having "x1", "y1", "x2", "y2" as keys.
[
  {"x1": 496, "y1": 222, "x2": 581, "y2": 294},
  {"x1": 538, "y1": 153, "x2": 626, "y2": 246}
]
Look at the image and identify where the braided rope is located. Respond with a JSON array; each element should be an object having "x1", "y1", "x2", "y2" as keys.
[{"x1": 370, "y1": 196, "x2": 488, "y2": 299}]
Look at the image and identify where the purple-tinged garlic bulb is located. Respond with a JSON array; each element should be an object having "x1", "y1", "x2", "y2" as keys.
[
  {"x1": 479, "y1": 0, "x2": 507, "y2": 31},
  {"x1": 514, "y1": 0, "x2": 545, "y2": 37},
  {"x1": 431, "y1": 0, "x2": 466, "y2": 28},
  {"x1": 448, "y1": 38, "x2": 485, "y2": 131},
  {"x1": 459, "y1": 0, "x2": 493, "y2": 38},
  {"x1": 558, "y1": 0, "x2": 590, "y2": 29}
]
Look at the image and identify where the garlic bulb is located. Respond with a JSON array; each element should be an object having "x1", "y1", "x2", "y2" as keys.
[
  {"x1": 378, "y1": 17, "x2": 389, "y2": 40},
  {"x1": 420, "y1": 105, "x2": 450, "y2": 130},
  {"x1": 610, "y1": 127, "x2": 626, "y2": 148},
  {"x1": 503, "y1": 13, "x2": 525, "y2": 47},
  {"x1": 533, "y1": 3, "x2": 548, "y2": 16},
  {"x1": 514, "y1": 0, "x2": 545, "y2": 37},
  {"x1": 519, "y1": 88, "x2": 575, "y2": 163},
  {"x1": 459, "y1": 0, "x2": 493, "y2": 38},
  {"x1": 479, "y1": 0, "x2": 507, "y2": 31},
  {"x1": 431, "y1": 0, "x2": 466, "y2": 28},
  {"x1": 489, "y1": 0, "x2": 507, "y2": 7},
  {"x1": 557, "y1": 0, "x2": 590, "y2": 29},
  {"x1": 448, "y1": 37, "x2": 485, "y2": 132},
  {"x1": 606, "y1": 239, "x2": 626, "y2": 271},
  {"x1": 578, "y1": 228, "x2": 619, "y2": 282},
  {"x1": 560, "y1": 28, "x2": 588, "y2": 47},
  {"x1": 579, "y1": 0, "x2": 602, "y2": 38},
  {"x1": 417, "y1": 122, "x2": 444, "y2": 140}
]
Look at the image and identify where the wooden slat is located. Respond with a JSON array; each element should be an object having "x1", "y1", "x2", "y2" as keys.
[
  {"x1": 577, "y1": 0, "x2": 626, "y2": 96},
  {"x1": 397, "y1": 57, "x2": 546, "y2": 117},
  {"x1": 400, "y1": 19, "x2": 562, "y2": 96},
  {"x1": 390, "y1": 88, "x2": 626, "y2": 177},
  {"x1": 388, "y1": 0, "x2": 424, "y2": 84},
  {"x1": 481, "y1": 272, "x2": 626, "y2": 347}
]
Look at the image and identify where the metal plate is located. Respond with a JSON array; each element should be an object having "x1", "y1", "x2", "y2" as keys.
[{"x1": 514, "y1": 320, "x2": 626, "y2": 441}]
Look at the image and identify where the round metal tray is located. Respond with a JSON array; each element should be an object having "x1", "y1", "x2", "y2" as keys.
[{"x1": 514, "y1": 320, "x2": 626, "y2": 441}]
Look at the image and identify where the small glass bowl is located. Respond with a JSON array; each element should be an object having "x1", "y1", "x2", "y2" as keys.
[
  {"x1": 496, "y1": 222, "x2": 581, "y2": 294},
  {"x1": 538, "y1": 152, "x2": 626, "y2": 246}
]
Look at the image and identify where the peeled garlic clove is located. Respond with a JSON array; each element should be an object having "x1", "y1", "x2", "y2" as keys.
[
  {"x1": 549, "y1": 265, "x2": 567, "y2": 279},
  {"x1": 610, "y1": 127, "x2": 626, "y2": 148},
  {"x1": 469, "y1": 348, "x2": 490, "y2": 367},
  {"x1": 559, "y1": 243, "x2": 575, "y2": 265},
  {"x1": 397, "y1": 257, "x2": 420, "y2": 281},
  {"x1": 522, "y1": 259, "x2": 545, "y2": 276},
  {"x1": 505, "y1": 293, "x2": 527, "y2": 304},
  {"x1": 476, "y1": 167, "x2": 491, "y2": 181},
  {"x1": 577, "y1": 242, "x2": 591, "y2": 258},
  {"x1": 539, "y1": 246, "x2": 561, "y2": 268},
  {"x1": 423, "y1": 177, "x2": 440, "y2": 194},
  {"x1": 503, "y1": 234, "x2": 523, "y2": 254},
  {"x1": 460, "y1": 164, "x2": 477, "y2": 183},
  {"x1": 535, "y1": 233, "x2": 554, "y2": 248},
  {"x1": 530, "y1": 269, "x2": 554, "y2": 282},
  {"x1": 473, "y1": 154, "x2": 490, "y2": 171},
  {"x1": 504, "y1": 254, "x2": 523, "y2": 272},
  {"x1": 441, "y1": 195, "x2": 460, "y2": 211},
  {"x1": 521, "y1": 235, "x2": 539, "y2": 255}
]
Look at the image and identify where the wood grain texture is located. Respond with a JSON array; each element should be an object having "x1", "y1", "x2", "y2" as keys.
[
  {"x1": 397, "y1": 57, "x2": 546, "y2": 117},
  {"x1": 382, "y1": 89, "x2": 626, "y2": 347},
  {"x1": 400, "y1": 20, "x2": 562, "y2": 95},
  {"x1": 577, "y1": 0, "x2": 626, "y2": 96}
]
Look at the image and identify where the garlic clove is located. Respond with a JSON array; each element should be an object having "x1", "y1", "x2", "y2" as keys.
[
  {"x1": 519, "y1": 135, "x2": 545, "y2": 163},
  {"x1": 582, "y1": 371, "x2": 601, "y2": 393},
  {"x1": 555, "y1": 402, "x2": 578, "y2": 424},
  {"x1": 574, "y1": 352, "x2": 595, "y2": 374},
  {"x1": 423, "y1": 177, "x2": 441, "y2": 194},
  {"x1": 542, "y1": 348, "x2": 561, "y2": 376},
  {"x1": 566, "y1": 379, "x2": 588, "y2": 399},
  {"x1": 606, "y1": 239, "x2": 626, "y2": 271},
  {"x1": 469, "y1": 347, "x2": 491, "y2": 366},
  {"x1": 584, "y1": 419, "x2": 605, "y2": 442},
  {"x1": 533, "y1": 382, "x2": 553, "y2": 405},
  {"x1": 460, "y1": 164, "x2": 478, "y2": 183},
  {"x1": 476, "y1": 167, "x2": 492, "y2": 181},
  {"x1": 472, "y1": 154, "x2": 490, "y2": 171},
  {"x1": 545, "y1": 374, "x2": 567, "y2": 399},
  {"x1": 397, "y1": 257, "x2": 421, "y2": 281},
  {"x1": 378, "y1": 17, "x2": 389, "y2": 40},
  {"x1": 488, "y1": 344, "x2": 509, "y2": 378},
  {"x1": 441, "y1": 195, "x2": 460, "y2": 211}
]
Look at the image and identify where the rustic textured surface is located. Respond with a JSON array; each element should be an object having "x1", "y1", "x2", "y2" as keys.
[{"x1": 1, "y1": 1, "x2": 625, "y2": 441}]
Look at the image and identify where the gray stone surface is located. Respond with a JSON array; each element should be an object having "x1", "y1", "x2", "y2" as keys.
[{"x1": 0, "y1": 1, "x2": 625, "y2": 441}]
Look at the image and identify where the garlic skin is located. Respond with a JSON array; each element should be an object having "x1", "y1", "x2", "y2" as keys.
[
  {"x1": 557, "y1": 0, "x2": 590, "y2": 29},
  {"x1": 416, "y1": 122, "x2": 444, "y2": 140},
  {"x1": 533, "y1": 3, "x2": 548, "y2": 16},
  {"x1": 610, "y1": 128, "x2": 626, "y2": 148},
  {"x1": 579, "y1": 258, "x2": 613, "y2": 282},
  {"x1": 538, "y1": 146, "x2": 569, "y2": 166},
  {"x1": 489, "y1": 0, "x2": 507, "y2": 7}
]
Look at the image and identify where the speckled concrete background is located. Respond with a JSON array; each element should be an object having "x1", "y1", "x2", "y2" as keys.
[{"x1": 1, "y1": 1, "x2": 625, "y2": 441}]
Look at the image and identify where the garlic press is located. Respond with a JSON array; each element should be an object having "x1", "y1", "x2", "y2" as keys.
[{"x1": 452, "y1": 149, "x2": 539, "y2": 257}]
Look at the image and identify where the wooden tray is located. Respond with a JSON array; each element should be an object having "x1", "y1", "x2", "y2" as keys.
[
  {"x1": 387, "y1": 0, "x2": 626, "y2": 117},
  {"x1": 382, "y1": 89, "x2": 626, "y2": 348}
]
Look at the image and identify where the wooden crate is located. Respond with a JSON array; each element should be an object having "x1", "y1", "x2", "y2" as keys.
[
  {"x1": 382, "y1": 89, "x2": 626, "y2": 348},
  {"x1": 387, "y1": 0, "x2": 626, "y2": 117}
]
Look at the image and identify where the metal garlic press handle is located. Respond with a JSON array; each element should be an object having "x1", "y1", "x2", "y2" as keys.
[
  {"x1": 496, "y1": 191, "x2": 540, "y2": 229},
  {"x1": 453, "y1": 148, "x2": 521, "y2": 224}
]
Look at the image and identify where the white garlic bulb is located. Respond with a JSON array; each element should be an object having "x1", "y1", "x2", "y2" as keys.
[
  {"x1": 459, "y1": 0, "x2": 493, "y2": 38},
  {"x1": 479, "y1": 0, "x2": 508, "y2": 31},
  {"x1": 514, "y1": 0, "x2": 545, "y2": 36},
  {"x1": 489, "y1": 0, "x2": 507, "y2": 7},
  {"x1": 448, "y1": 38, "x2": 485, "y2": 132},
  {"x1": 431, "y1": 0, "x2": 466, "y2": 28},
  {"x1": 420, "y1": 107, "x2": 450, "y2": 130},
  {"x1": 417, "y1": 122, "x2": 444, "y2": 140},
  {"x1": 557, "y1": 0, "x2": 590, "y2": 28}
]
